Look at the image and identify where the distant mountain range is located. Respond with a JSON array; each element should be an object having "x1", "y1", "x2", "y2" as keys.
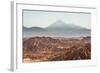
[{"x1": 23, "y1": 20, "x2": 90, "y2": 37}]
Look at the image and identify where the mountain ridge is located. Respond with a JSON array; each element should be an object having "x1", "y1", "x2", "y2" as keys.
[{"x1": 23, "y1": 20, "x2": 90, "y2": 37}]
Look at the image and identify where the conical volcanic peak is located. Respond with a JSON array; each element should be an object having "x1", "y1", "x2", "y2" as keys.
[
  {"x1": 46, "y1": 20, "x2": 90, "y2": 30},
  {"x1": 47, "y1": 20, "x2": 68, "y2": 28}
]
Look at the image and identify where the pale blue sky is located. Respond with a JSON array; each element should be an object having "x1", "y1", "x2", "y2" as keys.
[{"x1": 23, "y1": 10, "x2": 91, "y2": 29}]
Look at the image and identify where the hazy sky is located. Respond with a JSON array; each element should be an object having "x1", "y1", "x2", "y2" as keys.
[{"x1": 23, "y1": 10, "x2": 91, "y2": 29}]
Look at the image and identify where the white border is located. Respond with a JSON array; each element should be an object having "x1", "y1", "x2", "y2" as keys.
[{"x1": 11, "y1": 1, "x2": 97, "y2": 72}]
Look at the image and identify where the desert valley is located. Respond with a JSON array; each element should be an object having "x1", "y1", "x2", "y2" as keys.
[{"x1": 23, "y1": 36, "x2": 91, "y2": 63}]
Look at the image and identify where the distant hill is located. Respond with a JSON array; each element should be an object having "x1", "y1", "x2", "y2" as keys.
[
  {"x1": 23, "y1": 26, "x2": 47, "y2": 37},
  {"x1": 23, "y1": 20, "x2": 90, "y2": 37},
  {"x1": 23, "y1": 26, "x2": 46, "y2": 32}
]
